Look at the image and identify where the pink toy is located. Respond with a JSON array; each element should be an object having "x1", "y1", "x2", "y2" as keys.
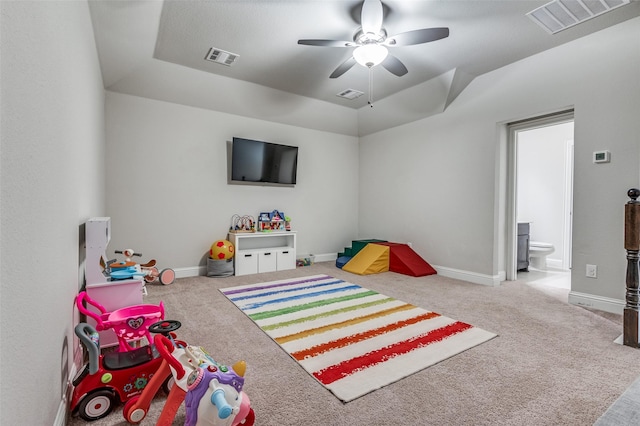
[{"x1": 76, "y1": 291, "x2": 165, "y2": 352}]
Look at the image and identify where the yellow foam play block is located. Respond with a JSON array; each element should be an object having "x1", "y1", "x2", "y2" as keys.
[{"x1": 342, "y1": 243, "x2": 390, "y2": 275}]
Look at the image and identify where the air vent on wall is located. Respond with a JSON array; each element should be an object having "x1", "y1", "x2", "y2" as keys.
[
  {"x1": 336, "y1": 89, "x2": 364, "y2": 100},
  {"x1": 527, "y1": 0, "x2": 630, "y2": 34},
  {"x1": 204, "y1": 47, "x2": 239, "y2": 66}
]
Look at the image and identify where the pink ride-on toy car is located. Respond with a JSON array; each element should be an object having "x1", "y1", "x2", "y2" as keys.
[
  {"x1": 76, "y1": 291, "x2": 165, "y2": 352},
  {"x1": 70, "y1": 320, "x2": 181, "y2": 421}
]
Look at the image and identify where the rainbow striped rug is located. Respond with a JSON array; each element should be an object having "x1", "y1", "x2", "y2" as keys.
[{"x1": 220, "y1": 274, "x2": 497, "y2": 402}]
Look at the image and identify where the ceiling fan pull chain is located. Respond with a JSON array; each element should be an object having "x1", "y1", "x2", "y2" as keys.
[{"x1": 368, "y1": 67, "x2": 374, "y2": 107}]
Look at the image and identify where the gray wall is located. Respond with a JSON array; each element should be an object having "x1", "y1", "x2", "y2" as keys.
[
  {"x1": 105, "y1": 92, "x2": 360, "y2": 270},
  {"x1": 0, "y1": 1, "x2": 105, "y2": 424},
  {"x1": 359, "y1": 17, "x2": 640, "y2": 302}
]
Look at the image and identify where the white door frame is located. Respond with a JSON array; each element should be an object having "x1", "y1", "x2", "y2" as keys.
[
  {"x1": 563, "y1": 139, "x2": 574, "y2": 270},
  {"x1": 505, "y1": 110, "x2": 575, "y2": 281}
]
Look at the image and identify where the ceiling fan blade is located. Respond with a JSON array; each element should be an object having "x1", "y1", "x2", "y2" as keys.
[
  {"x1": 384, "y1": 27, "x2": 450, "y2": 46},
  {"x1": 361, "y1": 0, "x2": 383, "y2": 34},
  {"x1": 298, "y1": 39, "x2": 355, "y2": 47},
  {"x1": 381, "y1": 55, "x2": 408, "y2": 77},
  {"x1": 330, "y1": 57, "x2": 357, "y2": 79}
]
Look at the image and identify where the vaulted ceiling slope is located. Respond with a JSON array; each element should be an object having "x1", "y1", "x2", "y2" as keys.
[{"x1": 89, "y1": 0, "x2": 640, "y2": 136}]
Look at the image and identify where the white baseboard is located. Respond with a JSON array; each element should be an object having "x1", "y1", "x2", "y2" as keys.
[
  {"x1": 432, "y1": 265, "x2": 504, "y2": 286},
  {"x1": 54, "y1": 399, "x2": 67, "y2": 426},
  {"x1": 174, "y1": 266, "x2": 205, "y2": 278},
  {"x1": 54, "y1": 361, "x2": 78, "y2": 426},
  {"x1": 568, "y1": 291, "x2": 624, "y2": 315},
  {"x1": 311, "y1": 253, "x2": 338, "y2": 263}
]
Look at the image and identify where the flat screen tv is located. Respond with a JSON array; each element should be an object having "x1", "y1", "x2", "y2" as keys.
[{"x1": 230, "y1": 137, "x2": 298, "y2": 186}]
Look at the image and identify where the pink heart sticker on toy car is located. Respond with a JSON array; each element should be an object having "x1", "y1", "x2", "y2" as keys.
[{"x1": 128, "y1": 317, "x2": 144, "y2": 329}]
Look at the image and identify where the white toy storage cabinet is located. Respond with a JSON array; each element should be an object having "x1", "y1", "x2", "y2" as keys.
[
  {"x1": 84, "y1": 217, "x2": 144, "y2": 347},
  {"x1": 228, "y1": 231, "x2": 296, "y2": 276}
]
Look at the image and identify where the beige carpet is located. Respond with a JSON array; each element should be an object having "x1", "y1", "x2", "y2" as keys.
[{"x1": 68, "y1": 262, "x2": 639, "y2": 426}]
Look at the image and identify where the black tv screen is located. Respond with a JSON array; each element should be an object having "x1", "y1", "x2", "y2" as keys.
[{"x1": 230, "y1": 137, "x2": 298, "y2": 186}]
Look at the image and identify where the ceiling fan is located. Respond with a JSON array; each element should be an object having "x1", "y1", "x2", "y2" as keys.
[{"x1": 298, "y1": 0, "x2": 449, "y2": 79}]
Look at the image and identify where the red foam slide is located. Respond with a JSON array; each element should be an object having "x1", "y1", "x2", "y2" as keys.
[{"x1": 374, "y1": 242, "x2": 437, "y2": 277}]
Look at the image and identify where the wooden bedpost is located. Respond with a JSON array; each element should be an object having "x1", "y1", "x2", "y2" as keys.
[{"x1": 624, "y1": 188, "x2": 640, "y2": 347}]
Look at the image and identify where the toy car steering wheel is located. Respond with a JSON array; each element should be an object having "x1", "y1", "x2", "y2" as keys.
[{"x1": 148, "y1": 320, "x2": 181, "y2": 336}]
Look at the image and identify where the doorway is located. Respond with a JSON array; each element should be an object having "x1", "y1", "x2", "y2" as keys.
[{"x1": 505, "y1": 110, "x2": 575, "y2": 282}]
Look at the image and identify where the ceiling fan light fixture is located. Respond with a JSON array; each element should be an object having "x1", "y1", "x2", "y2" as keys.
[{"x1": 353, "y1": 44, "x2": 388, "y2": 68}]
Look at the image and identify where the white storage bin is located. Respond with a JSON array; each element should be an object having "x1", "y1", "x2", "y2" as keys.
[
  {"x1": 235, "y1": 252, "x2": 258, "y2": 276},
  {"x1": 277, "y1": 249, "x2": 296, "y2": 271},
  {"x1": 258, "y1": 251, "x2": 277, "y2": 273}
]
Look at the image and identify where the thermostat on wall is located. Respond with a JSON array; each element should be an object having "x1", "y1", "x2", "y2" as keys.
[{"x1": 593, "y1": 150, "x2": 610, "y2": 163}]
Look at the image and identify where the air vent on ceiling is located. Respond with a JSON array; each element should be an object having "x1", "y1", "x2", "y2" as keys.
[
  {"x1": 336, "y1": 89, "x2": 364, "y2": 100},
  {"x1": 204, "y1": 48, "x2": 239, "y2": 66},
  {"x1": 527, "y1": 0, "x2": 630, "y2": 34}
]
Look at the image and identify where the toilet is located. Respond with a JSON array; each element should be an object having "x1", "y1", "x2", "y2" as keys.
[{"x1": 529, "y1": 241, "x2": 555, "y2": 270}]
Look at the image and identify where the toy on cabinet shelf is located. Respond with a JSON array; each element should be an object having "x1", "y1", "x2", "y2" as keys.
[
  {"x1": 258, "y1": 210, "x2": 287, "y2": 232},
  {"x1": 229, "y1": 214, "x2": 256, "y2": 233}
]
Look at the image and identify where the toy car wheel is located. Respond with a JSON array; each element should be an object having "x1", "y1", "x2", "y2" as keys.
[
  {"x1": 123, "y1": 396, "x2": 147, "y2": 424},
  {"x1": 159, "y1": 268, "x2": 175, "y2": 285},
  {"x1": 122, "y1": 396, "x2": 137, "y2": 420},
  {"x1": 162, "y1": 374, "x2": 175, "y2": 395},
  {"x1": 238, "y1": 408, "x2": 255, "y2": 426},
  {"x1": 144, "y1": 267, "x2": 159, "y2": 283},
  {"x1": 77, "y1": 389, "x2": 116, "y2": 421}
]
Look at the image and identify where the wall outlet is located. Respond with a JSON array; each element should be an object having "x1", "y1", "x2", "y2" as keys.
[{"x1": 586, "y1": 264, "x2": 597, "y2": 278}]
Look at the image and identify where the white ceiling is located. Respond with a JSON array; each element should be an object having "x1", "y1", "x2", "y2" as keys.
[{"x1": 88, "y1": 0, "x2": 640, "y2": 132}]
